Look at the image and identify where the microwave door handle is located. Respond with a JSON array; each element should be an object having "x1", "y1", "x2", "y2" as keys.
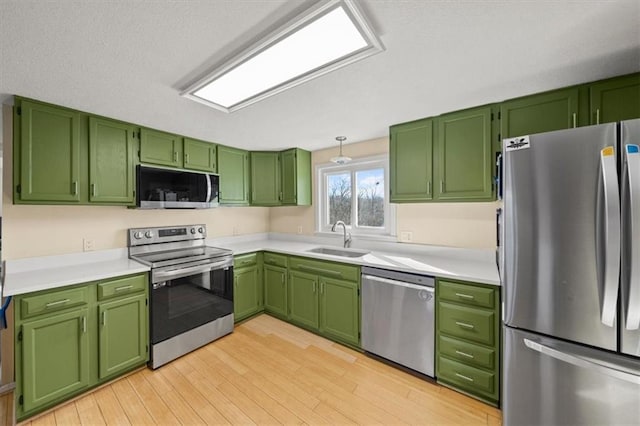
[
  {"x1": 206, "y1": 174, "x2": 212, "y2": 203},
  {"x1": 600, "y1": 147, "x2": 621, "y2": 327},
  {"x1": 624, "y1": 144, "x2": 640, "y2": 330}
]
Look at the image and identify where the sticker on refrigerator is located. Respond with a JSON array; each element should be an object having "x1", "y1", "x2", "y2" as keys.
[{"x1": 504, "y1": 135, "x2": 530, "y2": 152}]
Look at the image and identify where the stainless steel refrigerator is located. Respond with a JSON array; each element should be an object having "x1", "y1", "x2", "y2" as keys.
[{"x1": 501, "y1": 119, "x2": 640, "y2": 425}]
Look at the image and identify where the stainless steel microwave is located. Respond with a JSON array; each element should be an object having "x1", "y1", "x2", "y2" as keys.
[{"x1": 136, "y1": 165, "x2": 219, "y2": 209}]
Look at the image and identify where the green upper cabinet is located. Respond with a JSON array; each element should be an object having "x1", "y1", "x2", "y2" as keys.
[
  {"x1": 183, "y1": 137, "x2": 217, "y2": 173},
  {"x1": 17, "y1": 99, "x2": 81, "y2": 202},
  {"x1": 250, "y1": 151, "x2": 281, "y2": 206},
  {"x1": 390, "y1": 118, "x2": 433, "y2": 202},
  {"x1": 280, "y1": 148, "x2": 311, "y2": 205},
  {"x1": 435, "y1": 106, "x2": 493, "y2": 201},
  {"x1": 319, "y1": 277, "x2": 359, "y2": 346},
  {"x1": 139, "y1": 128, "x2": 182, "y2": 168},
  {"x1": 88, "y1": 117, "x2": 136, "y2": 205},
  {"x1": 590, "y1": 73, "x2": 640, "y2": 124},
  {"x1": 500, "y1": 87, "x2": 580, "y2": 138},
  {"x1": 218, "y1": 145, "x2": 250, "y2": 205}
]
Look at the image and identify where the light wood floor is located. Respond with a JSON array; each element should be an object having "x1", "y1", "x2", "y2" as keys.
[{"x1": 11, "y1": 314, "x2": 501, "y2": 425}]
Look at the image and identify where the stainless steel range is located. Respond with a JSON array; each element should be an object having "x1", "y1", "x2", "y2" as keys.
[{"x1": 128, "y1": 224, "x2": 234, "y2": 369}]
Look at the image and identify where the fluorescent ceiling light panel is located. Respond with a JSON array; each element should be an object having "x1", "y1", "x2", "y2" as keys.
[{"x1": 181, "y1": 0, "x2": 384, "y2": 113}]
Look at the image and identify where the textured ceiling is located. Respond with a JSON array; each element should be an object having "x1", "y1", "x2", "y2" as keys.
[{"x1": 1, "y1": 0, "x2": 639, "y2": 152}]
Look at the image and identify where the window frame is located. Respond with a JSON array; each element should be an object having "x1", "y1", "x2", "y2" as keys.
[{"x1": 315, "y1": 154, "x2": 396, "y2": 238}]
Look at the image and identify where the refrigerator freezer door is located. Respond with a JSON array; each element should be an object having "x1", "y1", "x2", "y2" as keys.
[
  {"x1": 503, "y1": 327, "x2": 640, "y2": 426},
  {"x1": 503, "y1": 124, "x2": 618, "y2": 350},
  {"x1": 621, "y1": 119, "x2": 640, "y2": 357}
]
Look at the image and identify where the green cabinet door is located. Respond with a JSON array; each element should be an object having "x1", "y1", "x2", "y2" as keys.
[
  {"x1": 500, "y1": 87, "x2": 580, "y2": 138},
  {"x1": 319, "y1": 277, "x2": 359, "y2": 346},
  {"x1": 590, "y1": 73, "x2": 640, "y2": 124},
  {"x1": 18, "y1": 100, "x2": 81, "y2": 202},
  {"x1": 234, "y1": 265, "x2": 261, "y2": 322},
  {"x1": 218, "y1": 145, "x2": 250, "y2": 205},
  {"x1": 250, "y1": 152, "x2": 281, "y2": 206},
  {"x1": 288, "y1": 270, "x2": 319, "y2": 330},
  {"x1": 281, "y1": 148, "x2": 312, "y2": 205},
  {"x1": 98, "y1": 294, "x2": 147, "y2": 380},
  {"x1": 88, "y1": 117, "x2": 136, "y2": 204},
  {"x1": 21, "y1": 308, "x2": 90, "y2": 413},
  {"x1": 435, "y1": 106, "x2": 493, "y2": 201},
  {"x1": 184, "y1": 137, "x2": 217, "y2": 173},
  {"x1": 140, "y1": 128, "x2": 183, "y2": 168},
  {"x1": 390, "y1": 118, "x2": 433, "y2": 202},
  {"x1": 264, "y1": 264, "x2": 288, "y2": 318}
]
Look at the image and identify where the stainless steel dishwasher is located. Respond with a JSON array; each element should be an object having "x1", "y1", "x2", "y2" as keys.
[{"x1": 361, "y1": 266, "x2": 435, "y2": 377}]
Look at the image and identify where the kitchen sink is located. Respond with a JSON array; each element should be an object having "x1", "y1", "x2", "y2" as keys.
[{"x1": 306, "y1": 246, "x2": 370, "y2": 258}]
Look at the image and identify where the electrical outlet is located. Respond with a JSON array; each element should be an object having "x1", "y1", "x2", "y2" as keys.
[
  {"x1": 83, "y1": 238, "x2": 95, "y2": 252},
  {"x1": 297, "y1": 226, "x2": 303, "y2": 234},
  {"x1": 400, "y1": 231, "x2": 413, "y2": 242}
]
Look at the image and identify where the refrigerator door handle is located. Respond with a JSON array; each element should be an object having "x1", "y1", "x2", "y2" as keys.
[
  {"x1": 523, "y1": 338, "x2": 640, "y2": 385},
  {"x1": 600, "y1": 146, "x2": 621, "y2": 327},
  {"x1": 624, "y1": 144, "x2": 640, "y2": 330}
]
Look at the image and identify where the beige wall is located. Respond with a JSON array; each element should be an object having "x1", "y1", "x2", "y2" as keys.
[
  {"x1": 270, "y1": 136, "x2": 498, "y2": 250},
  {"x1": 1, "y1": 106, "x2": 270, "y2": 259}
]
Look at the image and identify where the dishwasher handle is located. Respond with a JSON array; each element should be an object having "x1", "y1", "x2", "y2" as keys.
[{"x1": 362, "y1": 274, "x2": 434, "y2": 293}]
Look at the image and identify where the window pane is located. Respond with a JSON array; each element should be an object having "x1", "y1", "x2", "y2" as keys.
[
  {"x1": 327, "y1": 173, "x2": 351, "y2": 225},
  {"x1": 356, "y1": 168, "x2": 384, "y2": 227}
]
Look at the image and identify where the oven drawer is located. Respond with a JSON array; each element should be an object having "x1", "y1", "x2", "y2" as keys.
[
  {"x1": 21, "y1": 286, "x2": 89, "y2": 320},
  {"x1": 234, "y1": 252, "x2": 258, "y2": 268},
  {"x1": 263, "y1": 252, "x2": 287, "y2": 268},
  {"x1": 98, "y1": 274, "x2": 147, "y2": 301}
]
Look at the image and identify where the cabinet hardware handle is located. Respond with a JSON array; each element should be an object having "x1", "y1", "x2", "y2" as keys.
[
  {"x1": 455, "y1": 293, "x2": 474, "y2": 300},
  {"x1": 281, "y1": 275, "x2": 284, "y2": 284},
  {"x1": 572, "y1": 112, "x2": 577, "y2": 128},
  {"x1": 46, "y1": 298, "x2": 70, "y2": 308},
  {"x1": 455, "y1": 350, "x2": 475, "y2": 359},
  {"x1": 72, "y1": 181, "x2": 78, "y2": 195},
  {"x1": 596, "y1": 108, "x2": 600, "y2": 125},
  {"x1": 174, "y1": 151, "x2": 178, "y2": 162},
  {"x1": 185, "y1": 153, "x2": 190, "y2": 163},
  {"x1": 427, "y1": 181, "x2": 431, "y2": 195},
  {"x1": 115, "y1": 285, "x2": 133, "y2": 292},
  {"x1": 320, "y1": 282, "x2": 324, "y2": 294},
  {"x1": 91, "y1": 183, "x2": 96, "y2": 197},
  {"x1": 81, "y1": 316, "x2": 87, "y2": 333},
  {"x1": 102, "y1": 311, "x2": 106, "y2": 326},
  {"x1": 455, "y1": 321, "x2": 475, "y2": 329},
  {"x1": 312, "y1": 282, "x2": 316, "y2": 293},
  {"x1": 455, "y1": 373, "x2": 474, "y2": 382},
  {"x1": 440, "y1": 180, "x2": 445, "y2": 193}
]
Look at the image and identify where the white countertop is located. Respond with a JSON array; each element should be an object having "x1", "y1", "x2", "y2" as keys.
[
  {"x1": 3, "y1": 249, "x2": 150, "y2": 296},
  {"x1": 208, "y1": 233, "x2": 500, "y2": 286}
]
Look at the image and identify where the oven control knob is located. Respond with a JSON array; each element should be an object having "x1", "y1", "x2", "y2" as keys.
[
  {"x1": 144, "y1": 231, "x2": 154, "y2": 239},
  {"x1": 133, "y1": 231, "x2": 143, "y2": 239},
  {"x1": 198, "y1": 227, "x2": 204, "y2": 234},
  {"x1": 190, "y1": 228, "x2": 196, "y2": 234}
]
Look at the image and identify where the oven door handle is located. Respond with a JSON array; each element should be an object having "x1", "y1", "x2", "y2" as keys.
[{"x1": 153, "y1": 260, "x2": 230, "y2": 282}]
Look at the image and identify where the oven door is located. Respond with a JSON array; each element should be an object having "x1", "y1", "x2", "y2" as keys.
[{"x1": 150, "y1": 258, "x2": 233, "y2": 345}]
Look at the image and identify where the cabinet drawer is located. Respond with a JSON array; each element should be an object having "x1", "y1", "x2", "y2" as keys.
[
  {"x1": 438, "y1": 279, "x2": 496, "y2": 309},
  {"x1": 438, "y1": 356, "x2": 496, "y2": 398},
  {"x1": 438, "y1": 302, "x2": 495, "y2": 346},
  {"x1": 234, "y1": 253, "x2": 258, "y2": 268},
  {"x1": 21, "y1": 286, "x2": 89, "y2": 319},
  {"x1": 97, "y1": 274, "x2": 147, "y2": 301},
  {"x1": 289, "y1": 256, "x2": 358, "y2": 282},
  {"x1": 264, "y1": 252, "x2": 287, "y2": 268},
  {"x1": 438, "y1": 335, "x2": 496, "y2": 370}
]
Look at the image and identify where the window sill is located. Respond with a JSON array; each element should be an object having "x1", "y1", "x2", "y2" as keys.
[{"x1": 314, "y1": 231, "x2": 398, "y2": 243}]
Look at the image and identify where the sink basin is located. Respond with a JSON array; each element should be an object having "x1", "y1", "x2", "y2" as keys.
[{"x1": 307, "y1": 246, "x2": 370, "y2": 258}]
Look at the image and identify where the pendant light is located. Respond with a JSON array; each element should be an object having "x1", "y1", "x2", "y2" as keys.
[{"x1": 330, "y1": 136, "x2": 351, "y2": 164}]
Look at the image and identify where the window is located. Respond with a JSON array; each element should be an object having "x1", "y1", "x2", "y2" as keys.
[{"x1": 317, "y1": 155, "x2": 395, "y2": 237}]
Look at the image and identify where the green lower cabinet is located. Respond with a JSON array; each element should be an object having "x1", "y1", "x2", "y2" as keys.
[
  {"x1": 98, "y1": 294, "x2": 147, "y2": 380},
  {"x1": 288, "y1": 270, "x2": 319, "y2": 329},
  {"x1": 264, "y1": 264, "x2": 288, "y2": 318},
  {"x1": 319, "y1": 277, "x2": 359, "y2": 346},
  {"x1": 21, "y1": 308, "x2": 90, "y2": 413},
  {"x1": 234, "y1": 265, "x2": 262, "y2": 322},
  {"x1": 435, "y1": 278, "x2": 500, "y2": 407}
]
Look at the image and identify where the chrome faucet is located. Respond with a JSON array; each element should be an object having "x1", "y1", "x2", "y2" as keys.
[{"x1": 331, "y1": 220, "x2": 352, "y2": 248}]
